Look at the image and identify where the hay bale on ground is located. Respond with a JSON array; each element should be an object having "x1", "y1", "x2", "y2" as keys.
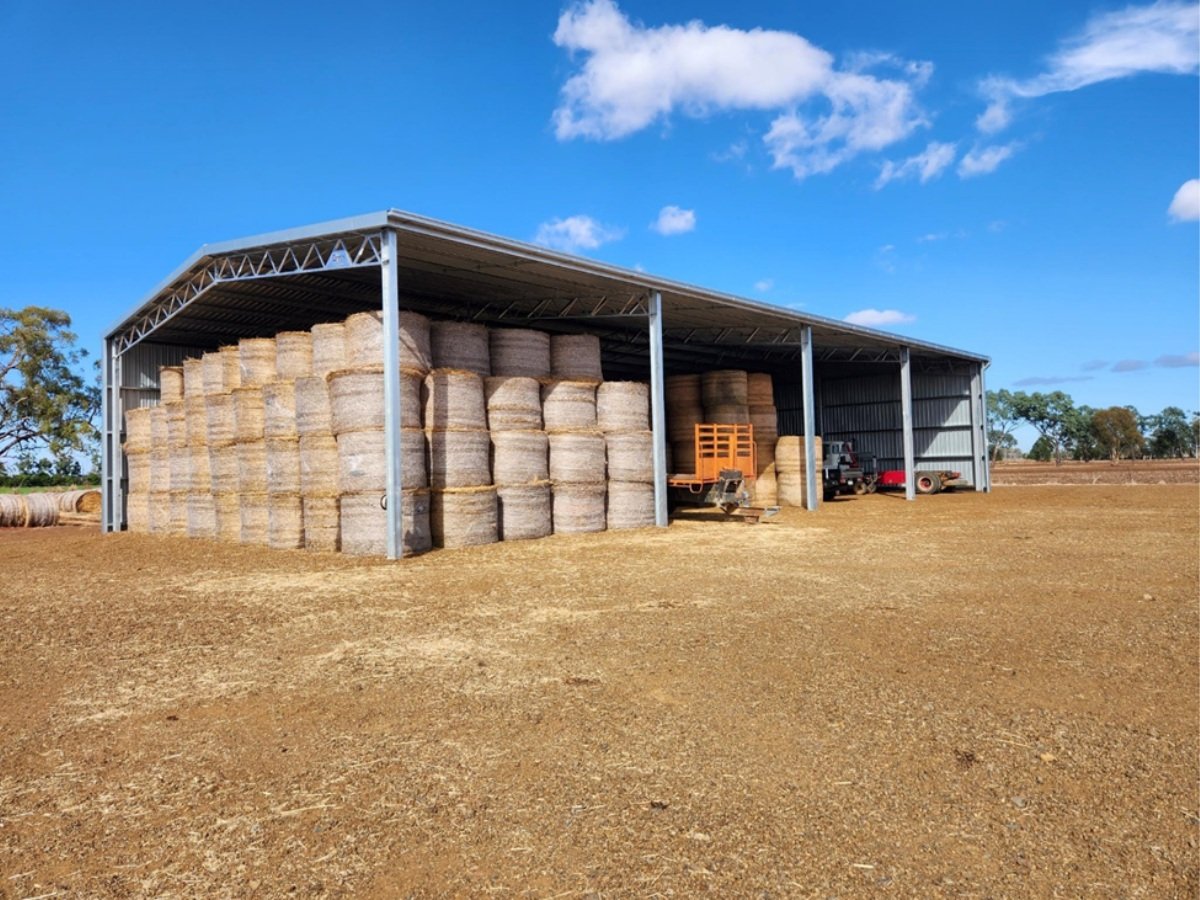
[
  {"x1": 549, "y1": 432, "x2": 605, "y2": 483},
  {"x1": 607, "y1": 481, "x2": 655, "y2": 530},
  {"x1": 774, "y1": 435, "x2": 821, "y2": 507},
  {"x1": 299, "y1": 434, "x2": 339, "y2": 497},
  {"x1": 183, "y1": 358, "x2": 204, "y2": 399},
  {"x1": 489, "y1": 328, "x2": 550, "y2": 378},
  {"x1": 294, "y1": 376, "x2": 332, "y2": 436},
  {"x1": 431, "y1": 486, "x2": 498, "y2": 549},
  {"x1": 542, "y1": 380, "x2": 597, "y2": 432},
  {"x1": 701, "y1": 369, "x2": 749, "y2": 408},
  {"x1": 311, "y1": 322, "x2": 347, "y2": 377},
  {"x1": 266, "y1": 438, "x2": 301, "y2": 494},
  {"x1": 485, "y1": 376, "x2": 542, "y2": 431},
  {"x1": 149, "y1": 492, "x2": 170, "y2": 533},
  {"x1": 496, "y1": 482, "x2": 551, "y2": 541},
  {"x1": 213, "y1": 493, "x2": 240, "y2": 542},
  {"x1": 168, "y1": 491, "x2": 188, "y2": 536},
  {"x1": 550, "y1": 334, "x2": 603, "y2": 381},
  {"x1": 56, "y1": 489, "x2": 101, "y2": 514},
  {"x1": 430, "y1": 321, "x2": 490, "y2": 376},
  {"x1": 202, "y1": 352, "x2": 225, "y2": 396},
  {"x1": 205, "y1": 394, "x2": 236, "y2": 447},
  {"x1": 275, "y1": 331, "x2": 314, "y2": 380},
  {"x1": 159, "y1": 366, "x2": 184, "y2": 403},
  {"x1": 426, "y1": 429, "x2": 490, "y2": 489},
  {"x1": 328, "y1": 367, "x2": 422, "y2": 434},
  {"x1": 237, "y1": 440, "x2": 267, "y2": 493},
  {"x1": 423, "y1": 370, "x2": 486, "y2": 430},
  {"x1": 597, "y1": 381, "x2": 650, "y2": 433},
  {"x1": 123, "y1": 406, "x2": 152, "y2": 453},
  {"x1": 302, "y1": 495, "x2": 339, "y2": 552},
  {"x1": 0, "y1": 494, "x2": 27, "y2": 527},
  {"x1": 268, "y1": 493, "x2": 304, "y2": 549},
  {"x1": 125, "y1": 492, "x2": 150, "y2": 533},
  {"x1": 233, "y1": 387, "x2": 266, "y2": 444},
  {"x1": 337, "y1": 428, "x2": 427, "y2": 492},
  {"x1": 491, "y1": 430, "x2": 548, "y2": 485},
  {"x1": 605, "y1": 432, "x2": 653, "y2": 483},
  {"x1": 219, "y1": 346, "x2": 242, "y2": 391},
  {"x1": 264, "y1": 381, "x2": 298, "y2": 439},
  {"x1": 747, "y1": 372, "x2": 775, "y2": 406},
  {"x1": 339, "y1": 489, "x2": 431, "y2": 557},
  {"x1": 186, "y1": 492, "x2": 216, "y2": 538},
  {"x1": 551, "y1": 482, "x2": 605, "y2": 534},
  {"x1": 238, "y1": 337, "x2": 277, "y2": 387},
  {"x1": 238, "y1": 492, "x2": 269, "y2": 544},
  {"x1": 753, "y1": 466, "x2": 778, "y2": 506}
]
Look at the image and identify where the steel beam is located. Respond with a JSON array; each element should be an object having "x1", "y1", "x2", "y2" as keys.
[
  {"x1": 801, "y1": 326, "x2": 818, "y2": 510},
  {"x1": 648, "y1": 290, "x2": 669, "y2": 527},
  {"x1": 380, "y1": 228, "x2": 404, "y2": 559},
  {"x1": 969, "y1": 363, "x2": 986, "y2": 492},
  {"x1": 900, "y1": 347, "x2": 915, "y2": 501},
  {"x1": 979, "y1": 363, "x2": 992, "y2": 492},
  {"x1": 101, "y1": 338, "x2": 113, "y2": 531}
]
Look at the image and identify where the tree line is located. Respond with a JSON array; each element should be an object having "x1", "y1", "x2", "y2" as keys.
[{"x1": 987, "y1": 389, "x2": 1199, "y2": 464}]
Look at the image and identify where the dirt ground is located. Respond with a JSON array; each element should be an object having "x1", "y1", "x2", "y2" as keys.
[
  {"x1": 0, "y1": 486, "x2": 1197, "y2": 898},
  {"x1": 992, "y1": 458, "x2": 1199, "y2": 486}
]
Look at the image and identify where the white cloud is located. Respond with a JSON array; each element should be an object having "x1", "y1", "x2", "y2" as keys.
[
  {"x1": 1156, "y1": 351, "x2": 1200, "y2": 367},
  {"x1": 844, "y1": 308, "x2": 915, "y2": 327},
  {"x1": 1112, "y1": 359, "x2": 1149, "y2": 372},
  {"x1": 552, "y1": 0, "x2": 932, "y2": 179},
  {"x1": 754, "y1": 278, "x2": 774, "y2": 292},
  {"x1": 977, "y1": 1, "x2": 1200, "y2": 132},
  {"x1": 533, "y1": 215, "x2": 625, "y2": 252},
  {"x1": 1168, "y1": 178, "x2": 1200, "y2": 222},
  {"x1": 958, "y1": 142, "x2": 1020, "y2": 178},
  {"x1": 652, "y1": 205, "x2": 696, "y2": 235},
  {"x1": 917, "y1": 232, "x2": 949, "y2": 243},
  {"x1": 875, "y1": 141, "x2": 956, "y2": 188}
]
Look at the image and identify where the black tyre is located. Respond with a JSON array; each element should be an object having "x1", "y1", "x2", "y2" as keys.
[{"x1": 915, "y1": 473, "x2": 942, "y2": 494}]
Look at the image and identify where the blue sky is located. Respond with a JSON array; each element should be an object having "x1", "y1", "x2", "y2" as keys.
[{"x1": 1, "y1": 0, "x2": 1197, "y2": 439}]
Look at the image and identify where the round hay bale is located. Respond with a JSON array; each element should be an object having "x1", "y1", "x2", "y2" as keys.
[
  {"x1": 339, "y1": 489, "x2": 431, "y2": 557},
  {"x1": 232, "y1": 387, "x2": 266, "y2": 444},
  {"x1": 549, "y1": 334, "x2": 602, "y2": 382},
  {"x1": 485, "y1": 376, "x2": 542, "y2": 431},
  {"x1": 752, "y1": 467, "x2": 778, "y2": 506},
  {"x1": 756, "y1": 438, "x2": 777, "y2": 475},
  {"x1": 165, "y1": 401, "x2": 187, "y2": 448},
  {"x1": 605, "y1": 432, "x2": 653, "y2": 483},
  {"x1": 430, "y1": 321, "x2": 490, "y2": 376},
  {"x1": 549, "y1": 432, "x2": 605, "y2": 484},
  {"x1": 423, "y1": 370, "x2": 486, "y2": 430},
  {"x1": 0, "y1": 494, "x2": 27, "y2": 527},
  {"x1": 125, "y1": 492, "x2": 150, "y2": 533},
  {"x1": 208, "y1": 443, "x2": 239, "y2": 486},
  {"x1": 666, "y1": 373, "x2": 702, "y2": 408},
  {"x1": 237, "y1": 440, "x2": 267, "y2": 493},
  {"x1": 302, "y1": 495, "x2": 340, "y2": 552},
  {"x1": 431, "y1": 486, "x2": 498, "y2": 549},
  {"x1": 126, "y1": 450, "x2": 151, "y2": 495},
  {"x1": 496, "y1": 482, "x2": 551, "y2": 541},
  {"x1": 149, "y1": 405, "x2": 168, "y2": 449},
  {"x1": 123, "y1": 406, "x2": 152, "y2": 453},
  {"x1": 268, "y1": 493, "x2": 304, "y2": 549},
  {"x1": 426, "y1": 429, "x2": 490, "y2": 488},
  {"x1": 328, "y1": 367, "x2": 422, "y2": 434},
  {"x1": 701, "y1": 369, "x2": 749, "y2": 408},
  {"x1": 238, "y1": 492, "x2": 269, "y2": 544},
  {"x1": 774, "y1": 436, "x2": 822, "y2": 474},
  {"x1": 597, "y1": 381, "x2": 650, "y2": 433},
  {"x1": 238, "y1": 337, "x2": 277, "y2": 388},
  {"x1": 149, "y1": 445, "x2": 170, "y2": 494},
  {"x1": 749, "y1": 405, "x2": 778, "y2": 442},
  {"x1": 55, "y1": 490, "x2": 83, "y2": 513},
  {"x1": 169, "y1": 444, "x2": 190, "y2": 493},
  {"x1": 542, "y1": 380, "x2": 597, "y2": 433},
  {"x1": 185, "y1": 396, "x2": 208, "y2": 447},
  {"x1": 266, "y1": 437, "x2": 301, "y2": 494},
  {"x1": 668, "y1": 406, "x2": 703, "y2": 443},
  {"x1": 183, "y1": 358, "x2": 204, "y2": 399},
  {"x1": 777, "y1": 471, "x2": 805, "y2": 507},
  {"x1": 186, "y1": 492, "x2": 216, "y2": 538},
  {"x1": 23, "y1": 493, "x2": 62, "y2": 526},
  {"x1": 201, "y1": 352, "x2": 225, "y2": 396},
  {"x1": 205, "y1": 393, "x2": 236, "y2": 447},
  {"x1": 400, "y1": 310, "x2": 433, "y2": 372},
  {"x1": 345, "y1": 311, "x2": 384, "y2": 369},
  {"x1": 551, "y1": 482, "x2": 605, "y2": 534},
  {"x1": 264, "y1": 381, "x2": 298, "y2": 439},
  {"x1": 337, "y1": 428, "x2": 427, "y2": 492},
  {"x1": 189, "y1": 445, "x2": 211, "y2": 492},
  {"x1": 294, "y1": 375, "x2": 332, "y2": 436},
  {"x1": 311, "y1": 322, "x2": 347, "y2": 377},
  {"x1": 490, "y1": 430, "x2": 548, "y2": 486},
  {"x1": 607, "y1": 481, "x2": 655, "y2": 530},
  {"x1": 213, "y1": 493, "x2": 240, "y2": 542},
  {"x1": 168, "y1": 491, "x2": 188, "y2": 536},
  {"x1": 747, "y1": 372, "x2": 775, "y2": 406},
  {"x1": 149, "y1": 492, "x2": 171, "y2": 533},
  {"x1": 275, "y1": 330, "x2": 314, "y2": 380},
  {"x1": 489, "y1": 328, "x2": 550, "y2": 378},
  {"x1": 299, "y1": 434, "x2": 339, "y2": 497},
  {"x1": 67, "y1": 489, "x2": 102, "y2": 514},
  {"x1": 219, "y1": 346, "x2": 242, "y2": 391},
  {"x1": 706, "y1": 403, "x2": 749, "y2": 425},
  {"x1": 671, "y1": 439, "x2": 697, "y2": 476},
  {"x1": 159, "y1": 366, "x2": 184, "y2": 403}
]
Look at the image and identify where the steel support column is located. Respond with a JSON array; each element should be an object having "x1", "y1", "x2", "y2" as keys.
[
  {"x1": 969, "y1": 363, "x2": 986, "y2": 492},
  {"x1": 900, "y1": 347, "x2": 915, "y2": 501},
  {"x1": 801, "y1": 326, "x2": 818, "y2": 511},
  {"x1": 648, "y1": 290, "x2": 669, "y2": 527},
  {"x1": 101, "y1": 338, "x2": 114, "y2": 532},
  {"x1": 380, "y1": 228, "x2": 405, "y2": 559},
  {"x1": 979, "y1": 363, "x2": 992, "y2": 492}
]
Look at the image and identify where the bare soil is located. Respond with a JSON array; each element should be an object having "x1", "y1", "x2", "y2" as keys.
[
  {"x1": 0, "y1": 486, "x2": 1197, "y2": 898},
  {"x1": 992, "y1": 458, "x2": 1199, "y2": 485}
]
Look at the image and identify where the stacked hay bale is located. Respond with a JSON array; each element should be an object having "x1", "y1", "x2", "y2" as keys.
[
  {"x1": 122, "y1": 405, "x2": 153, "y2": 532},
  {"x1": 544, "y1": 379, "x2": 605, "y2": 534},
  {"x1": 775, "y1": 435, "x2": 823, "y2": 508},
  {"x1": 598, "y1": 382, "x2": 654, "y2": 529},
  {"x1": 204, "y1": 348, "x2": 240, "y2": 541},
  {"x1": 665, "y1": 374, "x2": 703, "y2": 475},
  {"x1": 183, "y1": 358, "x2": 215, "y2": 538},
  {"x1": 701, "y1": 369, "x2": 750, "y2": 424},
  {"x1": 234, "y1": 336, "x2": 276, "y2": 545},
  {"x1": 487, "y1": 375, "x2": 549, "y2": 541},
  {"x1": 263, "y1": 334, "x2": 311, "y2": 550},
  {"x1": 431, "y1": 320, "x2": 490, "y2": 376},
  {"x1": 550, "y1": 333, "x2": 603, "y2": 381},
  {"x1": 425, "y1": 368, "x2": 494, "y2": 549},
  {"x1": 298, "y1": 321, "x2": 348, "y2": 550},
  {"x1": 164, "y1": 390, "x2": 189, "y2": 537},
  {"x1": 747, "y1": 373, "x2": 779, "y2": 506},
  {"x1": 147, "y1": 402, "x2": 170, "y2": 533}
]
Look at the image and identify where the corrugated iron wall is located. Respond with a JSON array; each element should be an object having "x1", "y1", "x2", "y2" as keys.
[{"x1": 118, "y1": 342, "x2": 207, "y2": 429}]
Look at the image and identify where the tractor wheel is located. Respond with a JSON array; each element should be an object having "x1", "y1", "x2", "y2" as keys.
[
  {"x1": 915, "y1": 473, "x2": 942, "y2": 495},
  {"x1": 853, "y1": 481, "x2": 868, "y2": 495}
]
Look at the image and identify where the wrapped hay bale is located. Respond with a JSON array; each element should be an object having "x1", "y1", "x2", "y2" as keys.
[
  {"x1": 749, "y1": 405, "x2": 779, "y2": 442},
  {"x1": 123, "y1": 406, "x2": 152, "y2": 453},
  {"x1": 208, "y1": 442, "x2": 239, "y2": 485},
  {"x1": 550, "y1": 333, "x2": 602, "y2": 382},
  {"x1": 605, "y1": 432, "x2": 654, "y2": 483},
  {"x1": 302, "y1": 495, "x2": 340, "y2": 552},
  {"x1": 426, "y1": 429, "x2": 490, "y2": 488},
  {"x1": 125, "y1": 492, "x2": 151, "y2": 533},
  {"x1": 237, "y1": 440, "x2": 267, "y2": 493},
  {"x1": 168, "y1": 491, "x2": 188, "y2": 536},
  {"x1": 345, "y1": 311, "x2": 385, "y2": 369},
  {"x1": 295, "y1": 375, "x2": 333, "y2": 436},
  {"x1": 165, "y1": 401, "x2": 186, "y2": 448},
  {"x1": 275, "y1": 330, "x2": 314, "y2": 380},
  {"x1": 549, "y1": 432, "x2": 605, "y2": 484},
  {"x1": 299, "y1": 434, "x2": 339, "y2": 497},
  {"x1": 168, "y1": 444, "x2": 190, "y2": 493},
  {"x1": 671, "y1": 439, "x2": 697, "y2": 476},
  {"x1": 607, "y1": 481, "x2": 655, "y2": 530},
  {"x1": 185, "y1": 396, "x2": 208, "y2": 447},
  {"x1": 339, "y1": 489, "x2": 431, "y2": 557},
  {"x1": 423, "y1": 370, "x2": 486, "y2": 430},
  {"x1": 183, "y1": 357, "x2": 204, "y2": 399},
  {"x1": 264, "y1": 381, "x2": 298, "y2": 439},
  {"x1": 266, "y1": 437, "x2": 301, "y2": 494},
  {"x1": 597, "y1": 381, "x2": 650, "y2": 433},
  {"x1": 219, "y1": 346, "x2": 242, "y2": 391},
  {"x1": 311, "y1": 322, "x2": 347, "y2": 377},
  {"x1": 186, "y1": 492, "x2": 216, "y2": 538},
  {"x1": 485, "y1": 376, "x2": 541, "y2": 431},
  {"x1": 489, "y1": 328, "x2": 550, "y2": 378},
  {"x1": 0, "y1": 494, "x2": 27, "y2": 527},
  {"x1": 159, "y1": 366, "x2": 184, "y2": 403},
  {"x1": 328, "y1": 367, "x2": 422, "y2": 434},
  {"x1": 205, "y1": 393, "x2": 236, "y2": 447},
  {"x1": 149, "y1": 492, "x2": 171, "y2": 533},
  {"x1": 268, "y1": 493, "x2": 304, "y2": 550},
  {"x1": 213, "y1": 493, "x2": 240, "y2": 542},
  {"x1": 232, "y1": 387, "x2": 266, "y2": 444},
  {"x1": 496, "y1": 482, "x2": 551, "y2": 541},
  {"x1": 747, "y1": 372, "x2": 775, "y2": 407},
  {"x1": 701, "y1": 369, "x2": 749, "y2": 408},
  {"x1": 490, "y1": 430, "x2": 548, "y2": 486},
  {"x1": 125, "y1": 450, "x2": 151, "y2": 495},
  {"x1": 337, "y1": 428, "x2": 427, "y2": 492},
  {"x1": 202, "y1": 351, "x2": 225, "y2": 396},
  {"x1": 706, "y1": 403, "x2": 750, "y2": 425},
  {"x1": 238, "y1": 492, "x2": 269, "y2": 544},
  {"x1": 430, "y1": 320, "x2": 490, "y2": 376},
  {"x1": 551, "y1": 482, "x2": 606, "y2": 534},
  {"x1": 188, "y1": 445, "x2": 211, "y2": 492},
  {"x1": 238, "y1": 337, "x2": 277, "y2": 387},
  {"x1": 22, "y1": 493, "x2": 59, "y2": 528},
  {"x1": 542, "y1": 380, "x2": 597, "y2": 433},
  {"x1": 431, "y1": 486, "x2": 498, "y2": 549}
]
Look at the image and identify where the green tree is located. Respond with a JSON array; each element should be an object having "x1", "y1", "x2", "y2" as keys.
[
  {"x1": 1028, "y1": 436, "x2": 1055, "y2": 461},
  {"x1": 1011, "y1": 390, "x2": 1078, "y2": 465},
  {"x1": 0, "y1": 307, "x2": 99, "y2": 469},
  {"x1": 986, "y1": 389, "x2": 1023, "y2": 463},
  {"x1": 1091, "y1": 407, "x2": 1145, "y2": 463},
  {"x1": 1149, "y1": 406, "x2": 1196, "y2": 458}
]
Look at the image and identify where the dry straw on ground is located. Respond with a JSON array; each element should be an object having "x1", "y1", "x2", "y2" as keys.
[
  {"x1": 596, "y1": 381, "x2": 650, "y2": 433},
  {"x1": 550, "y1": 333, "x2": 603, "y2": 381},
  {"x1": 542, "y1": 380, "x2": 597, "y2": 432},
  {"x1": 490, "y1": 430, "x2": 549, "y2": 485},
  {"x1": 489, "y1": 328, "x2": 551, "y2": 378},
  {"x1": 426, "y1": 429, "x2": 491, "y2": 489},
  {"x1": 238, "y1": 338, "x2": 277, "y2": 387},
  {"x1": 496, "y1": 481, "x2": 552, "y2": 541},
  {"x1": 549, "y1": 432, "x2": 605, "y2": 483},
  {"x1": 551, "y1": 481, "x2": 606, "y2": 533},
  {"x1": 606, "y1": 480, "x2": 655, "y2": 530},
  {"x1": 431, "y1": 321, "x2": 490, "y2": 376},
  {"x1": 423, "y1": 370, "x2": 486, "y2": 430},
  {"x1": 275, "y1": 331, "x2": 314, "y2": 380},
  {"x1": 485, "y1": 376, "x2": 542, "y2": 431},
  {"x1": 431, "y1": 486, "x2": 498, "y2": 549}
]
